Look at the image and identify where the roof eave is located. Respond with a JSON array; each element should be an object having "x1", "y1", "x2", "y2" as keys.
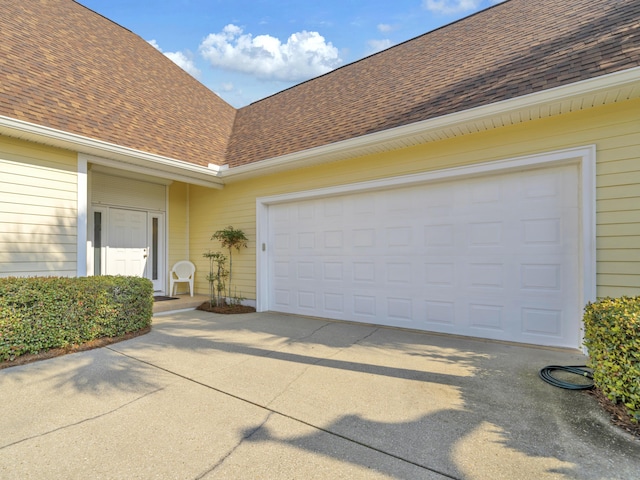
[
  {"x1": 220, "y1": 66, "x2": 640, "y2": 183},
  {"x1": 0, "y1": 116, "x2": 225, "y2": 189},
  {"x1": 2, "y1": 67, "x2": 638, "y2": 187}
]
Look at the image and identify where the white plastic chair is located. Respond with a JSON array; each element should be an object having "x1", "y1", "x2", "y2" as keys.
[{"x1": 169, "y1": 261, "x2": 196, "y2": 296}]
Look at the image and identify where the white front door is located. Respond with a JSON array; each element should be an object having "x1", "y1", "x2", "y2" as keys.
[
  {"x1": 106, "y1": 208, "x2": 148, "y2": 277},
  {"x1": 94, "y1": 207, "x2": 166, "y2": 293}
]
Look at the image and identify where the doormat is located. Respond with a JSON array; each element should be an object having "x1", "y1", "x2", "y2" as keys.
[{"x1": 153, "y1": 296, "x2": 179, "y2": 302}]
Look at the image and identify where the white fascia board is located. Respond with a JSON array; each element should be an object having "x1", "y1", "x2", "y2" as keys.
[
  {"x1": 0, "y1": 115, "x2": 225, "y2": 189},
  {"x1": 222, "y1": 66, "x2": 640, "y2": 181}
]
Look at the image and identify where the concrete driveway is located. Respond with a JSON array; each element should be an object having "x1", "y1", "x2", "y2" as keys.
[{"x1": 1, "y1": 310, "x2": 638, "y2": 479}]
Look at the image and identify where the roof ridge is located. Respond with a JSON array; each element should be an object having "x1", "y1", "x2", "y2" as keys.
[{"x1": 72, "y1": 0, "x2": 134, "y2": 34}]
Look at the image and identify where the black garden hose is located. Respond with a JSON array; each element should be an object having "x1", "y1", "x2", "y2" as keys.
[{"x1": 539, "y1": 365, "x2": 594, "y2": 390}]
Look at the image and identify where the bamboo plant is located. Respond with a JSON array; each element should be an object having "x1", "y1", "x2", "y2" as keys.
[{"x1": 211, "y1": 226, "x2": 248, "y2": 301}]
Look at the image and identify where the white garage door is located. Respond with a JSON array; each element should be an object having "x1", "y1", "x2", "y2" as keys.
[{"x1": 266, "y1": 164, "x2": 581, "y2": 347}]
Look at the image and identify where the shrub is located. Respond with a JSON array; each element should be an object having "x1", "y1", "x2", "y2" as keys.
[
  {"x1": 0, "y1": 276, "x2": 153, "y2": 361},
  {"x1": 583, "y1": 296, "x2": 640, "y2": 423}
]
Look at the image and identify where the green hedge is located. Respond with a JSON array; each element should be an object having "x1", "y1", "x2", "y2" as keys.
[
  {"x1": 0, "y1": 276, "x2": 153, "y2": 362},
  {"x1": 583, "y1": 296, "x2": 640, "y2": 423}
]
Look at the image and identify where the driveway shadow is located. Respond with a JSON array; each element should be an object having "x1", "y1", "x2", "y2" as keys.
[
  {"x1": 135, "y1": 311, "x2": 640, "y2": 478},
  {"x1": 5, "y1": 310, "x2": 637, "y2": 478}
]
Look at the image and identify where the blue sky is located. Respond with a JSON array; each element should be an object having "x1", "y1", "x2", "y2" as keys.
[{"x1": 77, "y1": 0, "x2": 505, "y2": 107}]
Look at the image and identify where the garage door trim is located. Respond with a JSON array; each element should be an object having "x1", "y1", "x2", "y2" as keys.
[{"x1": 256, "y1": 145, "x2": 596, "y2": 339}]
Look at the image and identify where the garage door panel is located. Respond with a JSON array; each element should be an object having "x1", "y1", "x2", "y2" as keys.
[
  {"x1": 321, "y1": 291, "x2": 344, "y2": 313},
  {"x1": 273, "y1": 289, "x2": 291, "y2": 309},
  {"x1": 297, "y1": 290, "x2": 317, "y2": 310},
  {"x1": 467, "y1": 262, "x2": 506, "y2": 290},
  {"x1": 322, "y1": 260, "x2": 344, "y2": 281},
  {"x1": 267, "y1": 164, "x2": 581, "y2": 347},
  {"x1": 468, "y1": 177, "x2": 503, "y2": 203},
  {"x1": 424, "y1": 223, "x2": 456, "y2": 249},
  {"x1": 467, "y1": 303, "x2": 505, "y2": 332},
  {"x1": 352, "y1": 294, "x2": 377, "y2": 318},
  {"x1": 352, "y1": 228, "x2": 377, "y2": 249},
  {"x1": 273, "y1": 232, "x2": 292, "y2": 251},
  {"x1": 521, "y1": 307, "x2": 564, "y2": 338},
  {"x1": 352, "y1": 259, "x2": 377, "y2": 283},
  {"x1": 520, "y1": 262, "x2": 562, "y2": 292},
  {"x1": 467, "y1": 221, "x2": 505, "y2": 247},
  {"x1": 386, "y1": 226, "x2": 414, "y2": 248},
  {"x1": 385, "y1": 261, "x2": 413, "y2": 285},
  {"x1": 424, "y1": 300, "x2": 457, "y2": 326},
  {"x1": 384, "y1": 187, "x2": 417, "y2": 213},
  {"x1": 424, "y1": 259, "x2": 456, "y2": 287},
  {"x1": 521, "y1": 217, "x2": 562, "y2": 246}
]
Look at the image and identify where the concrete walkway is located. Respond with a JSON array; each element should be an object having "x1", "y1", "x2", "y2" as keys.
[
  {"x1": 152, "y1": 293, "x2": 209, "y2": 314},
  {"x1": 1, "y1": 310, "x2": 638, "y2": 479}
]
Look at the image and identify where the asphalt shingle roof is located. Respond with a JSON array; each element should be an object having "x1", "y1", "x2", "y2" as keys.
[
  {"x1": 1, "y1": 0, "x2": 639, "y2": 169},
  {"x1": 0, "y1": 0, "x2": 236, "y2": 167},
  {"x1": 225, "y1": 0, "x2": 640, "y2": 167}
]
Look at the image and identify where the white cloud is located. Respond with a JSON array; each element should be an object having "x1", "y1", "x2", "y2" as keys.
[
  {"x1": 377, "y1": 23, "x2": 394, "y2": 33},
  {"x1": 164, "y1": 51, "x2": 201, "y2": 78},
  {"x1": 423, "y1": 0, "x2": 482, "y2": 14},
  {"x1": 149, "y1": 40, "x2": 201, "y2": 78},
  {"x1": 367, "y1": 39, "x2": 393, "y2": 55},
  {"x1": 198, "y1": 24, "x2": 341, "y2": 82}
]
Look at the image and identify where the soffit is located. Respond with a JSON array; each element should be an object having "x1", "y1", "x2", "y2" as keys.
[{"x1": 220, "y1": 68, "x2": 640, "y2": 182}]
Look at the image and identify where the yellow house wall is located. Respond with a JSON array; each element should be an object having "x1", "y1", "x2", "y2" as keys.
[
  {"x1": 0, "y1": 135, "x2": 78, "y2": 277},
  {"x1": 168, "y1": 181, "x2": 189, "y2": 272},
  {"x1": 189, "y1": 99, "x2": 640, "y2": 299}
]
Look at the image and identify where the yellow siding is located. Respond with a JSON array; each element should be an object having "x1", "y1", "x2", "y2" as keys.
[
  {"x1": 0, "y1": 135, "x2": 78, "y2": 276},
  {"x1": 189, "y1": 98, "x2": 640, "y2": 299},
  {"x1": 168, "y1": 181, "x2": 189, "y2": 272}
]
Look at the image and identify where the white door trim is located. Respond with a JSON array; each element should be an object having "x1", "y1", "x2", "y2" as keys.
[
  {"x1": 256, "y1": 145, "x2": 596, "y2": 319},
  {"x1": 88, "y1": 206, "x2": 167, "y2": 293}
]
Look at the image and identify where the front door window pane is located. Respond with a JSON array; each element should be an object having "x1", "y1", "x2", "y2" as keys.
[
  {"x1": 94, "y1": 211, "x2": 102, "y2": 275},
  {"x1": 152, "y1": 217, "x2": 158, "y2": 280}
]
